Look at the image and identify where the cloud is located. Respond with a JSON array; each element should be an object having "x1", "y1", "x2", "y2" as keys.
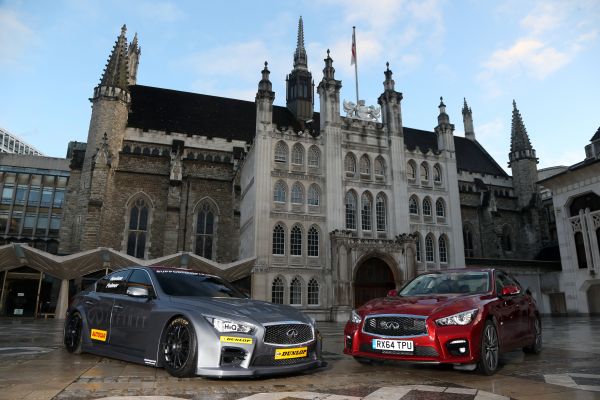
[
  {"x1": 520, "y1": 3, "x2": 563, "y2": 35},
  {"x1": 477, "y1": 118, "x2": 505, "y2": 140},
  {"x1": 0, "y1": 9, "x2": 36, "y2": 66},
  {"x1": 139, "y1": 1, "x2": 184, "y2": 22}
]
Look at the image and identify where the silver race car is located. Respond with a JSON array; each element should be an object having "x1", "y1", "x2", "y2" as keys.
[{"x1": 63, "y1": 266, "x2": 324, "y2": 377}]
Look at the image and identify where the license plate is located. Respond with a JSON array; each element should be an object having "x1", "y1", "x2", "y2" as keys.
[
  {"x1": 372, "y1": 339, "x2": 413, "y2": 352},
  {"x1": 274, "y1": 346, "x2": 308, "y2": 360}
]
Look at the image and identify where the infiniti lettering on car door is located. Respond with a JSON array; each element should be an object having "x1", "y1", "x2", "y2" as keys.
[{"x1": 109, "y1": 269, "x2": 154, "y2": 357}]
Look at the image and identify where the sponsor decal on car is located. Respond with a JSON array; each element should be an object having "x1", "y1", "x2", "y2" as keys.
[
  {"x1": 274, "y1": 346, "x2": 308, "y2": 360},
  {"x1": 220, "y1": 336, "x2": 253, "y2": 344},
  {"x1": 90, "y1": 328, "x2": 108, "y2": 341}
]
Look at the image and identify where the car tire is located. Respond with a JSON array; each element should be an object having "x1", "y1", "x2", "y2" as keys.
[
  {"x1": 477, "y1": 320, "x2": 499, "y2": 375},
  {"x1": 523, "y1": 317, "x2": 542, "y2": 354},
  {"x1": 161, "y1": 317, "x2": 198, "y2": 378},
  {"x1": 64, "y1": 311, "x2": 83, "y2": 354}
]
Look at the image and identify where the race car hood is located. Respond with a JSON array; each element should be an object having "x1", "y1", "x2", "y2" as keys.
[
  {"x1": 359, "y1": 294, "x2": 481, "y2": 318},
  {"x1": 168, "y1": 296, "x2": 312, "y2": 325}
]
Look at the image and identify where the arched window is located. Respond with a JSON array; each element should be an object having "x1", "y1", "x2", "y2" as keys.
[
  {"x1": 273, "y1": 181, "x2": 286, "y2": 202},
  {"x1": 308, "y1": 278, "x2": 319, "y2": 305},
  {"x1": 361, "y1": 192, "x2": 373, "y2": 231},
  {"x1": 308, "y1": 146, "x2": 320, "y2": 168},
  {"x1": 290, "y1": 277, "x2": 302, "y2": 305},
  {"x1": 415, "y1": 233, "x2": 422, "y2": 262},
  {"x1": 423, "y1": 197, "x2": 432, "y2": 216},
  {"x1": 501, "y1": 225, "x2": 512, "y2": 252},
  {"x1": 436, "y1": 198, "x2": 445, "y2": 217},
  {"x1": 271, "y1": 277, "x2": 284, "y2": 304},
  {"x1": 290, "y1": 225, "x2": 302, "y2": 256},
  {"x1": 421, "y1": 162, "x2": 429, "y2": 182},
  {"x1": 274, "y1": 141, "x2": 288, "y2": 163},
  {"x1": 463, "y1": 225, "x2": 474, "y2": 257},
  {"x1": 407, "y1": 160, "x2": 416, "y2": 180},
  {"x1": 439, "y1": 235, "x2": 448, "y2": 263},
  {"x1": 291, "y1": 182, "x2": 304, "y2": 204},
  {"x1": 344, "y1": 153, "x2": 356, "y2": 174},
  {"x1": 574, "y1": 232, "x2": 587, "y2": 269},
  {"x1": 376, "y1": 193, "x2": 386, "y2": 231},
  {"x1": 359, "y1": 155, "x2": 371, "y2": 175},
  {"x1": 425, "y1": 234, "x2": 435, "y2": 262},
  {"x1": 195, "y1": 202, "x2": 216, "y2": 260},
  {"x1": 307, "y1": 184, "x2": 320, "y2": 206},
  {"x1": 345, "y1": 191, "x2": 357, "y2": 229},
  {"x1": 292, "y1": 143, "x2": 304, "y2": 165},
  {"x1": 308, "y1": 225, "x2": 319, "y2": 256},
  {"x1": 273, "y1": 224, "x2": 285, "y2": 255},
  {"x1": 374, "y1": 157, "x2": 385, "y2": 177},
  {"x1": 433, "y1": 164, "x2": 442, "y2": 183},
  {"x1": 127, "y1": 197, "x2": 150, "y2": 258},
  {"x1": 409, "y1": 195, "x2": 419, "y2": 215}
]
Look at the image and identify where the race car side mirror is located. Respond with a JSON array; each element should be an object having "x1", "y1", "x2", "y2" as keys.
[
  {"x1": 387, "y1": 289, "x2": 398, "y2": 297},
  {"x1": 127, "y1": 286, "x2": 149, "y2": 298}
]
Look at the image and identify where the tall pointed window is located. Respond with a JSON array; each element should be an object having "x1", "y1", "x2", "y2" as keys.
[
  {"x1": 308, "y1": 225, "x2": 319, "y2": 256},
  {"x1": 290, "y1": 225, "x2": 302, "y2": 256},
  {"x1": 291, "y1": 182, "x2": 304, "y2": 204},
  {"x1": 292, "y1": 143, "x2": 304, "y2": 165},
  {"x1": 439, "y1": 235, "x2": 448, "y2": 263},
  {"x1": 345, "y1": 191, "x2": 357, "y2": 229},
  {"x1": 274, "y1": 141, "x2": 288, "y2": 163},
  {"x1": 273, "y1": 224, "x2": 285, "y2": 255},
  {"x1": 344, "y1": 153, "x2": 356, "y2": 174},
  {"x1": 308, "y1": 146, "x2": 320, "y2": 168},
  {"x1": 195, "y1": 202, "x2": 216, "y2": 260},
  {"x1": 271, "y1": 277, "x2": 284, "y2": 304},
  {"x1": 463, "y1": 225, "x2": 474, "y2": 257},
  {"x1": 376, "y1": 193, "x2": 386, "y2": 231},
  {"x1": 415, "y1": 233, "x2": 422, "y2": 262},
  {"x1": 421, "y1": 162, "x2": 429, "y2": 182},
  {"x1": 436, "y1": 198, "x2": 445, "y2": 217},
  {"x1": 434, "y1": 164, "x2": 442, "y2": 183},
  {"x1": 127, "y1": 197, "x2": 149, "y2": 258},
  {"x1": 407, "y1": 160, "x2": 416, "y2": 180},
  {"x1": 425, "y1": 234, "x2": 435, "y2": 262},
  {"x1": 423, "y1": 197, "x2": 432, "y2": 216},
  {"x1": 374, "y1": 156, "x2": 385, "y2": 177},
  {"x1": 290, "y1": 277, "x2": 302, "y2": 305},
  {"x1": 273, "y1": 181, "x2": 286, "y2": 202},
  {"x1": 409, "y1": 195, "x2": 419, "y2": 215},
  {"x1": 359, "y1": 155, "x2": 371, "y2": 175},
  {"x1": 361, "y1": 192, "x2": 372, "y2": 231},
  {"x1": 308, "y1": 278, "x2": 319, "y2": 305},
  {"x1": 308, "y1": 184, "x2": 320, "y2": 206}
]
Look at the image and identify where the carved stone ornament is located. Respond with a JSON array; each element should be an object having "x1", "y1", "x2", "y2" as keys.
[{"x1": 343, "y1": 99, "x2": 381, "y2": 121}]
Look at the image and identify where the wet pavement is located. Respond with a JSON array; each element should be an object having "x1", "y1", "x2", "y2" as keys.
[{"x1": 1, "y1": 317, "x2": 600, "y2": 399}]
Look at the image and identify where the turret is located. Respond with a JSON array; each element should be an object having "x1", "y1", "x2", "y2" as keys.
[
  {"x1": 462, "y1": 98, "x2": 475, "y2": 141},
  {"x1": 94, "y1": 24, "x2": 130, "y2": 102},
  {"x1": 286, "y1": 16, "x2": 314, "y2": 122},
  {"x1": 377, "y1": 62, "x2": 403, "y2": 136},
  {"x1": 508, "y1": 100, "x2": 539, "y2": 208},
  {"x1": 435, "y1": 97, "x2": 455, "y2": 152},
  {"x1": 255, "y1": 61, "x2": 275, "y2": 131},
  {"x1": 128, "y1": 33, "x2": 141, "y2": 86},
  {"x1": 317, "y1": 50, "x2": 342, "y2": 127}
]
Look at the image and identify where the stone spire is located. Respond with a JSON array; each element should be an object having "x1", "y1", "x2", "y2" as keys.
[
  {"x1": 128, "y1": 32, "x2": 141, "y2": 86},
  {"x1": 462, "y1": 98, "x2": 475, "y2": 141},
  {"x1": 99, "y1": 24, "x2": 129, "y2": 91},
  {"x1": 256, "y1": 61, "x2": 275, "y2": 129},
  {"x1": 508, "y1": 100, "x2": 537, "y2": 166},
  {"x1": 377, "y1": 62, "x2": 403, "y2": 136},
  {"x1": 256, "y1": 61, "x2": 274, "y2": 100},
  {"x1": 294, "y1": 16, "x2": 308, "y2": 70},
  {"x1": 435, "y1": 97, "x2": 455, "y2": 152}
]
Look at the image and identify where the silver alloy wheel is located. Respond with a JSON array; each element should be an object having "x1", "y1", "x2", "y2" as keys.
[{"x1": 482, "y1": 323, "x2": 499, "y2": 371}]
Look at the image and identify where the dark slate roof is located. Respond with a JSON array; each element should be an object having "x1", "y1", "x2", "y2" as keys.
[{"x1": 127, "y1": 84, "x2": 506, "y2": 177}]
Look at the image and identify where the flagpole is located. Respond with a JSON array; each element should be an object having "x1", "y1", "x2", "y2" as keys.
[{"x1": 353, "y1": 26, "x2": 359, "y2": 105}]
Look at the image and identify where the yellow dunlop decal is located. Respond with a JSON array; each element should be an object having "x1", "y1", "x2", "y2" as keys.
[
  {"x1": 220, "y1": 336, "x2": 253, "y2": 344},
  {"x1": 90, "y1": 329, "x2": 107, "y2": 342},
  {"x1": 274, "y1": 346, "x2": 308, "y2": 360}
]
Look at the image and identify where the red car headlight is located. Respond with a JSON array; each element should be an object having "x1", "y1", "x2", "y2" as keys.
[
  {"x1": 435, "y1": 309, "x2": 478, "y2": 326},
  {"x1": 350, "y1": 310, "x2": 362, "y2": 324}
]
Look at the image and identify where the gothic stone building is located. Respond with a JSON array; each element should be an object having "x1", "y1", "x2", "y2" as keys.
[{"x1": 58, "y1": 21, "x2": 552, "y2": 321}]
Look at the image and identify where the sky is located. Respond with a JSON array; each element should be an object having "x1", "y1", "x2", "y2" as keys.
[{"x1": 0, "y1": 0, "x2": 599, "y2": 173}]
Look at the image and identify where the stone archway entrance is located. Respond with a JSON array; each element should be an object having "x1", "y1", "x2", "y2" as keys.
[{"x1": 354, "y1": 257, "x2": 395, "y2": 308}]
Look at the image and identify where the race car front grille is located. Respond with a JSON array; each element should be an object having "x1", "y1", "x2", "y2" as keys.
[
  {"x1": 264, "y1": 323, "x2": 314, "y2": 345},
  {"x1": 359, "y1": 343, "x2": 439, "y2": 357},
  {"x1": 363, "y1": 315, "x2": 427, "y2": 337}
]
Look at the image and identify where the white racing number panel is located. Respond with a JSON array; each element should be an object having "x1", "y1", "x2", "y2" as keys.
[{"x1": 372, "y1": 339, "x2": 414, "y2": 352}]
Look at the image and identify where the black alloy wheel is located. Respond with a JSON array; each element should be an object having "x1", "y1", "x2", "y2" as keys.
[
  {"x1": 523, "y1": 317, "x2": 542, "y2": 354},
  {"x1": 162, "y1": 317, "x2": 198, "y2": 377},
  {"x1": 64, "y1": 312, "x2": 83, "y2": 354},
  {"x1": 477, "y1": 320, "x2": 499, "y2": 375}
]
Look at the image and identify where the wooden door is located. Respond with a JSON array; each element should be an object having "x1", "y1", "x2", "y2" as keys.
[{"x1": 354, "y1": 258, "x2": 394, "y2": 308}]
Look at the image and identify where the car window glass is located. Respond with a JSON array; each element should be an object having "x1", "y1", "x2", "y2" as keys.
[
  {"x1": 127, "y1": 269, "x2": 155, "y2": 297},
  {"x1": 96, "y1": 270, "x2": 131, "y2": 295},
  {"x1": 400, "y1": 272, "x2": 489, "y2": 295},
  {"x1": 153, "y1": 269, "x2": 245, "y2": 298}
]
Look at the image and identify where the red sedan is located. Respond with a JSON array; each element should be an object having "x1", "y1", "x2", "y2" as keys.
[{"x1": 343, "y1": 268, "x2": 542, "y2": 375}]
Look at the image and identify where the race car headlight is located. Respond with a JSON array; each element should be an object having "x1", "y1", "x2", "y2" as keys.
[
  {"x1": 207, "y1": 317, "x2": 255, "y2": 334},
  {"x1": 436, "y1": 309, "x2": 478, "y2": 326},
  {"x1": 351, "y1": 310, "x2": 362, "y2": 324}
]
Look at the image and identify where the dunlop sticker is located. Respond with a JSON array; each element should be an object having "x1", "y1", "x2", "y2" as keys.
[
  {"x1": 220, "y1": 336, "x2": 253, "y2": 344},
  {"x1": 274, "y1": 346, "x2": 308, "y2": 360},
  {"x1": 90, "y1": 329, "x2": 107, "y2": 342}
]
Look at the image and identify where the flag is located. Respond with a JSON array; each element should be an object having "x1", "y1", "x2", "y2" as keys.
[{"x1": 351, "y1": 28, "x2": 356, "y2": 65}]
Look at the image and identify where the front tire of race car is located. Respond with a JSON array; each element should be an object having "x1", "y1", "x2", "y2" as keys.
[
  {"x1": 64, "y1": 311, "x2": 83, "y2": 354},
  {"x1": 161, "y1": 317, "x2": 198, "y2": 378}
]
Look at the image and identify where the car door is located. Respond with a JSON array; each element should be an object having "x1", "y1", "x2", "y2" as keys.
[
  {"x1": 109, "y1": 269, "x2": 155, "y2": 357},
  {"x1": 85, "y1": 270, "x2": 131, "y2": 349},
  {"x1": 493, "y1": 271, "x2": 522, "y2": 350}
]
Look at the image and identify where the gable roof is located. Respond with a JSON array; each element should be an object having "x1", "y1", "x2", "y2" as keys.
[{"x1": 127, "y1": 84, "x2": 507, "y2": 177}]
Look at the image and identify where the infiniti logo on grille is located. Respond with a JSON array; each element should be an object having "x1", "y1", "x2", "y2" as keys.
[
  {"x1": 286, "y1": 328, "x2": 299, "y2": 338},
  {"x1": 379, "y1": 321, "x2": 400, "y2": 329}
]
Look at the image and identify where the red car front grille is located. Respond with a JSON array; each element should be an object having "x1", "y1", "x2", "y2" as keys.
[{"x1": 363, "y1": 315, "x2": 427, "y2": 337}]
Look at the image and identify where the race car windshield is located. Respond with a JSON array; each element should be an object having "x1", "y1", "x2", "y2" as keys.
[
  {"x1": 399, "y1": 272, "x2": 490, "y2": 296},
  {"x1": 154, "y1": 270, "x2": 246, "y2": 298}
]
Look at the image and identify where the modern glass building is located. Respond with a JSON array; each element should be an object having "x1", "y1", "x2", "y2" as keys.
[{"x1": 0, "y1": 127, "x2": 44, "y2": 156}]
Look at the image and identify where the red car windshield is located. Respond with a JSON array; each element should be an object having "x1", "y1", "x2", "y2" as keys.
[{"x1": 400, "y1": 271, "x2": 490, "y2": 296}]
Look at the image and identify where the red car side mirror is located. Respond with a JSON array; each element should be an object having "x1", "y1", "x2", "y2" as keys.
[
  {"x1": 501, "y1": 285, "x2": 520, "y2": 296},
  {"x1": 387, "y1": 289, "x2": 398, "y2": 297}
]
